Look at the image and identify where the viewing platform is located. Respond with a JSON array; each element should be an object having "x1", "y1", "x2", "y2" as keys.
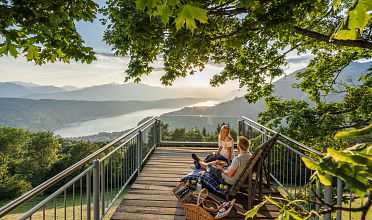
[
  {"x1": 1, "y1": 115, "x2": 361, "y2": 220},
  {"x1": 111, "y1": 146, "x2": 280, "y2": 220}
]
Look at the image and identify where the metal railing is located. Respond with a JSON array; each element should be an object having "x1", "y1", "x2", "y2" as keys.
[
  {"x1": 240, "y1": 117, "x2": 321, "y2": 212},
  {"x1": 1, "y1": 115, "x2": 368, "y2": 220},
  {"x1": 240, "y1": 116, "x2": 368, "y2": 220},
  {"x1": 0, "y1": 117, "x2": 158, "y2": 220}
]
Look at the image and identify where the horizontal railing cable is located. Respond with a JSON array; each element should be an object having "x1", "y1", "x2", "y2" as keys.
[{"x1": 242, "y1": 116, "x2": 322, "y2": 155}]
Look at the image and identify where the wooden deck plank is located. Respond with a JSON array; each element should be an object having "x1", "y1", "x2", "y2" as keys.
[{"x1": 112, "y1": 147, "x2": 280, "y2": 220}]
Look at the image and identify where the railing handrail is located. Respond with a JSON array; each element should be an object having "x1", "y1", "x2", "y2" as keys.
[
  {"x1": 161, "y1": 114, "x2": 240, "y2": 118},
  {"x1": 0, "y1": 116, "x2": 156, "y2": 217},
  {"x1": 241, "y1": 116, "x2": 322, "y2": 156}
]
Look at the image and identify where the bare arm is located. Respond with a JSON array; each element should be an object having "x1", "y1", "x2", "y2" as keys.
[
  {"x1": 226, "y1": 137, "x2": 233, "y2": 164},
  {"x1": 226, "y1": 146, "x2": 232, "y2": 164},
  {"x1": 216, "y1": 165, "x2": 237, "y2": 178},
  {"x1": 216, "y1": 145, "x2": 223, "y2": 154}
]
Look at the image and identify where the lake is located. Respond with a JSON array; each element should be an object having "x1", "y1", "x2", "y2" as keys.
[{"x1": 54, "y1": 108, "x2": 181, "y2": 137}]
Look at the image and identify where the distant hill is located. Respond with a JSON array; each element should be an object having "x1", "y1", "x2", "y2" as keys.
[
  {"x1": 24, "y1": 82, "x2": 240, "y2": 101},
  {"x1": 0, "y1": 82, "x2": 66, "y2": 98},
  {"x1": 62, "y1": 85, "x2": 80, "y2": 91},
  {"x1": 10, "y1": 81, "x2": 41, "y2": 88},
  {"x1": 165, "y1": 69, "x2": 305, "y2": 120},
  {"x1": 0, "y1": 97, "x2": 207, "y2": 131},
  {"x1": 166, "y1": 61, "x2": 371, "y2": 120},
  {"x1": 24, "y1": 83, "x2": 194, "y2": 101}
]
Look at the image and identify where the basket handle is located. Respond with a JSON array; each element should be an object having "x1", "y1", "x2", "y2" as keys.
[{"x1": 196, "y1": 188, "x2": 208, "y2": 206}]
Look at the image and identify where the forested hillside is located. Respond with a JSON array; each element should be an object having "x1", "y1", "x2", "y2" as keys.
[{"x1": 0, "y1": 127, "x2": 106, "y2": 200}]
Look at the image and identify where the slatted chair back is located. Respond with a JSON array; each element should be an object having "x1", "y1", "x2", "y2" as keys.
[{"x1": 228, "y1": 133, "x2": 279, "y2": 197}]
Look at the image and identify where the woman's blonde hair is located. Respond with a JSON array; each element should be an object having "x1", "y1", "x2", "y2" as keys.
[{"x1": 219, "y1": 124, "x2": 231, "y2": 140}]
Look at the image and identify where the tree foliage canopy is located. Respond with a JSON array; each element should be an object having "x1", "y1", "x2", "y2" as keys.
[
  {"x1": 0, "y1": 0, "x2": 98, "y2": 64},
  {"x1": 102, "y1": 0, "x2": 372, "y2": 102},
  {"x1": 1, "y1": 0, "x2": 371, "y2": 150}
]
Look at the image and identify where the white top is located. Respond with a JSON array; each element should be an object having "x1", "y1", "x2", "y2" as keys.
[
  {"x1": 218, "y1": 137, "x2": 234, "y2": 160},
  {"x1": 222, "y1": 151, "x2": 252, "y2": 185}
]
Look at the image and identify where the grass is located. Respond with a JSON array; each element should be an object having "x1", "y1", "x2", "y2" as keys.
[
  {"x1": 341, "y1": 197, "x2": 372, "y2": 220},
  {"x1": 1, "y1": 187, "x2": 128, "y2": 220}
]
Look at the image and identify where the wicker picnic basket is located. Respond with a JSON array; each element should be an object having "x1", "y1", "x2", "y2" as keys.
[
  {"x1": 173, "y1": 183, "x2": 231, "y2": 220},
  {"x1": 183, "y1": 188, "x2": 216, "y2": 220}
]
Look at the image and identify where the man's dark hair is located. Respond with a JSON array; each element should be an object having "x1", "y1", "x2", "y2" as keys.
[{"x1": 238, "y1": 136, "x2": 251, "y2": 151}]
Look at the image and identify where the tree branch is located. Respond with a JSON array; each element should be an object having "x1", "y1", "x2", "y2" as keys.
[
  {"x1": 259, "y1": 43, "x2": 301, "y2": 71},
  {"x1": 326, "y1": 60, "x2": 353, "y2": 91},
  {"x1": 338, "y1": 120, "x2": 371, "y2": 129},
  {"x1": 209, "y1": 0, "x2": 236, "y2": 11},
  {"x1": 208, "y1": 7, "x2": 247, "y2": 16},
  {"x1": 294, "y1": 26, "x2": 372, "y2": 50},
  {"x1": 328, "y1": 107, "x2": 358, "y2": 115}
]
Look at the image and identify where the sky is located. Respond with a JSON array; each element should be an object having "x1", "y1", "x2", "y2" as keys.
[{"x1": 0, "y1": 5, "x2": 311, "y2": 89}]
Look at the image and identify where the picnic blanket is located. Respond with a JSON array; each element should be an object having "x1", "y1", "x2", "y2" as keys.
[{"x1": 181, "y1": 169, "x2": 231, "y2": 196}]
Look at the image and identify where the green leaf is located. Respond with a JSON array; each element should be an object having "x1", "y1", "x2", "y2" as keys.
[
  {"x1": 136, "y1": 0, "x2": 157, "y2": 11},
  {"x1": 0, "y1": 43, "x2": 7, "y2": 55},
  {"x1": 348, "y1": 0, "x2": 372, "y2": 32},
  {"x1": 26, "y1": 46, "x2": 40, "y2": 61},
  {"x1": 245, "y1": 200, "x2": 266, "y2": 219},
  {"x1": 174, "y1": 4, "x2": 208, "y2": 31},
  {"x1": 334, "y1": 29, "x2": 358, "y2": 40},
  {"x1": 157, "y1": 5, "x2": 172, "y2": 25},
  {"x1": 332, "y1": 0, "x2": 341, "y2": 9},
  {"x1": 334, "y1": 124, "x2": 372, "y2": 140},
  {"x1": 317, "y1": 172, "x2": 331, "y2": 186},
  {"x1": 343, "y1": 176, "x2": 370, "y2": 198},
  {"x1": 334, "y1": 0, "x2": 372, "y2": 40},
  {"x1": 56, "y1": 49, "x2": 64, "y2": 58},
  {"x1": 264, "y1": 196, "x2": 283, "y2": 209},
  {"x1": 327, "y1": 148, "x2": 372, "y2": 166},
  {"x1": 301, "y1": 157, "x2": 319, "y2": 170},
  {"x1": 285, "y1": 210, "x2": 304, "y2": 220},
  {"x1": 8, "y1": 44, "x2": 18, "y2": 57}
]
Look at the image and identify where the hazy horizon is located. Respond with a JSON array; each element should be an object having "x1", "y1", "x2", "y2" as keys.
[{"x1": 0, "y1": 52, "x2": 311, "y2": 89}]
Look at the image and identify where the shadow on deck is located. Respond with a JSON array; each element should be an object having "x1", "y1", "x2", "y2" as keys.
[{"x1": 111, "y1": 147, "x2": 281, "y2": 220}]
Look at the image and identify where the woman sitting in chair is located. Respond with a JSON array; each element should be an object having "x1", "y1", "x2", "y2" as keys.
[
  {"x1": 204, "y1": 124, "x2": 234, "y2": 165},
  {"x1": 192, "y1": 136, "x2": 252, "y2": 186}
]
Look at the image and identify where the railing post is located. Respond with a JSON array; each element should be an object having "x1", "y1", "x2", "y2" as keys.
[
  {"x1": 92, "y1": 160, "x2": 99, "y2": 220},
  {"x1": 315, "y1": 182, "x2": 320, "y2": 220},
  {"x1": 238, "y1": 119, "x2": 244, "y2": 136},
  {"x1": 86, "y1": 172, "x2": 91, "y2": 220},
  {"x1": 324, "y1": 174, "x2": 333, "y2": 220},
  {"x1": 137, "y1": 130, "x2": 142, "y2": 172},
  {"x1": 336, "y1": 178, "x2": 343, "y2": 220},
  {"x1": 100, "y1": 162, "x2": 105, "y2": 216},
  {"x1": 157, "y1": 119, "x2": 161, "y2": 144},
  {"x1": 154, "y1": 119, "x2": 158, "y2": 150}
]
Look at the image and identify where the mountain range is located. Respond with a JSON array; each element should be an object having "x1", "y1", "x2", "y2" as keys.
[
  {"x1": 166, "y1": 61, "x2": 371, "y2": 120},
  {"x1": 0, "y1": 97, "x2": 207, "y2": 131},
  {"x1": 0, "y1": 82, "x2": 66, "y2": 98},
  {"x1": 0, "y1": 61, "x2": 369, "y2": 135},
  {"x1": 0, "y1": 81, "x2": 239, "y2": 101}
]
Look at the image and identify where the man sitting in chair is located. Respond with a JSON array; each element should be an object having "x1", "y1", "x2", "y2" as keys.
[{"x1": 192, "y1": 136, "x2": 252, "y2": 185}]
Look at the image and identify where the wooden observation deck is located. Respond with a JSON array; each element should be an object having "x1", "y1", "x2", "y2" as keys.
[{"x1": 111, "y1": 146, "x2": 281, "y2": 220}]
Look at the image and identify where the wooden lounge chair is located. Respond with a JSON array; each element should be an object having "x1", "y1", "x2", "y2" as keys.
[{"x1": 211, "y1": 133, "x2": 279, "y2": 210}]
